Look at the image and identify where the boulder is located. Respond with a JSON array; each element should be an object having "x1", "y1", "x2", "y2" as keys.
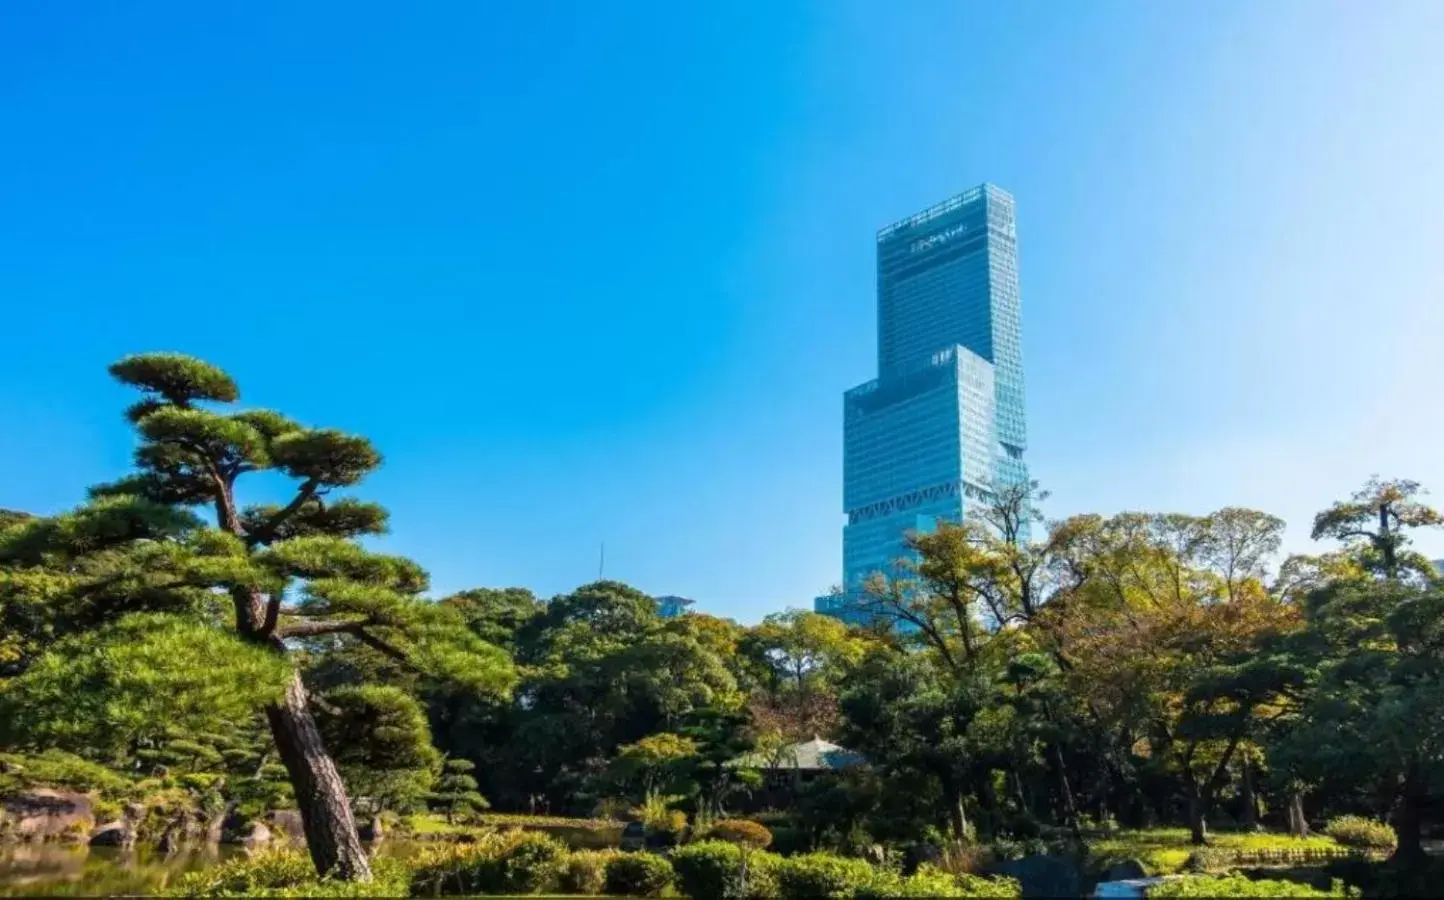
[
  {"x1": 265, "y1": 810, "x2": 306, "y2": 844},
  {"x1": 205, "y1": 810, "x2": 228, "y2": 844},
  {"x1": 159, "y1": 814, "x2": 205, "y2": 854},
  {"x1": 240, "y1": 821, "x2": 273, "y2": 850},
  {"x1": 0, "y1": 790, "x2": 94, "y2": 841},
  {"x1": 994, "y1": 854, "x2": 1083, "y2": 900},
  {"x1": 358, "y1": 815, "x2": 384, "y2": 844},
  {"x1": 88, "y1": 820, "x2": 136, "y2": 848},
  {"x1": 219, "y1": 813, "x2": 274, "y2": 848}
]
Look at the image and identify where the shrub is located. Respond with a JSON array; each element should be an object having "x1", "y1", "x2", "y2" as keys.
[
  {"x1": 494, "y1": 831, "x2": 567, "y2": 893},
  {"x1": 0, "y1": 749, "x2": 132, "y2": 796},
  {"x1": 1182, "y1": 847, "x2": 1236, "y2": 874},
  {"x1": 409, "y1": 840, "x2": 499, "y2": 896},
  {"x1": 856, "y1": 867, "x2": 963, "y2": 899},
  {"x1": 775, "y1": 853, "x2": 874, "y2": 900},
  {"x1": 559, "y1": 849, "x2": 620, "y2": 895},
  {"x1": 672, "y1": 840, "x2": 782, "y2": 900},
  {"x1": 1324, "y1": 815, "x2": 1397, "y2": 852},
  {"x1": 853, "y1": 867, "x2": 1019, "y2": 899},
  {"x1": 704, "y1": 818, "x2": 774, "y2": 849},
  {"x1": 934, "y1": 839, "x2": 989, "y2": 876},
  {"x1": 1145, "y1": 874, "x2": 1346, "y2": 897},
  {"x1": 408, "y1": 830, "x2": 564, "y2": 895},
  {"x1": 954, "y1": 873, "x2": 1024, "y2": 898},
  {"x1": 605, "y1": 852, "x2": 675, "y2": 897},
  {"x1": 169, "y1": 849, "x2": 410, "y2": 897}
]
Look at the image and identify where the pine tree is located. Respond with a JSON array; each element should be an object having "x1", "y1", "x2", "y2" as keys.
[
  {"x1": 432, "y1": 758, "x2": 488, "y2": 823},
  {"x1": 0, "y1": 353, "x2": 514, "y2": 880}
]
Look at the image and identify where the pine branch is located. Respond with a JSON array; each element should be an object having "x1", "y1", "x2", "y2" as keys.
[{"x1": 247, "y1": 479, "x2": 321, "y2": 548}]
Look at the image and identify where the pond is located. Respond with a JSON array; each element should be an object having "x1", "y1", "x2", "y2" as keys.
[{"x1": 0, "y1": 841, "x2": 426, "y2": 897}]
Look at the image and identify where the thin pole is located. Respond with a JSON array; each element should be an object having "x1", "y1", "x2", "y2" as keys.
[{"x1": 599, "y1": 542, "x2": 605, "y2": 580}]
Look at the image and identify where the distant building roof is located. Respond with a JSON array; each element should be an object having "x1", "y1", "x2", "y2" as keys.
[
  {"x1": 655, "y1": 595, "x2": 693, "y2": 618},
  {"x1": 726, "y1": 736, "x2": 868, "y2": 772}
]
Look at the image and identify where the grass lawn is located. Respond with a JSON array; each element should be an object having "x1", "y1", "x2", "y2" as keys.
[{"x1": 1087, "y1": 828, "x2": 1346, "y2": 875}]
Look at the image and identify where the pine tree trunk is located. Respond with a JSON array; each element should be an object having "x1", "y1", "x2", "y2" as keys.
[
  {"x1": 1286, "y1": 791, "x2": 1309, "y2": 838},
  {"x1": 1392, "y1": 762, "x2": 1426, "y2": 865},
  {"x1": 265, "y1": 671, "x2": 371, "y2": 881},
  {"x1": 1187, "y1": 791, "x2": 1208, "y2": 845},
  {"x1": 1052, "y1": 743, "x2": 1082, "y2": 839},
  {"x1": 1239, "y1": 757, "x2": 1258, "y2": 830}
]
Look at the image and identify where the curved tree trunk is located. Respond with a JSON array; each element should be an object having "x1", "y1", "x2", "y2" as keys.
[
  {"x1": 1186, "y1": 789, "x2": 1209, "y2": 845},
  {"x1": 1239, "y1": 757, "x2": 1258, "y2": 830},
  {"x1": 1052, "y1": 743, "x2": 1082, "y2": 840},
  {"x1": 1391, "y1": 761, "x2": 1426, "y2": 866},
  {"x1": 265, "y1": 671, "x2": 371, "y2": 881},
  {"x1": 1286, "y1": 791, "x2": 1309, "y2": 838}
]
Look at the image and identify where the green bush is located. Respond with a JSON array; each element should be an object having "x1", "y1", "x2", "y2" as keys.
[
  {"x1": 559, "y1": 849, "x2": 620, "y2": 895},
  {"x1": 855, "y1": 867, "x2": 964, "y2": 899},
  {"x1": 854, "y1": 867, "x2": 1019, "y2": 899},
  {"x1": 169, "y1": 849, "x2": 410, "y2": 897},
  {"x1": 671, "y1": 840, "x2": 782, "y2": 900},
  {"x1": 703, "y1": 818, "x2": 774, "y2": 849},
  {"x1": 1323, "y1": 815, "x2": 1397, "y2": 852},
  {"x1": 775, "y1": 853, "x2": 874, "y2": 900},
  {"x1": 409, "y1": 841, "x2": 495, "y2": 896},
  {"x1": 605, "y1": 852, "x2": 675, "y2": 897},
  {"x1": 408, "y1": 830, "x2": 565, "y2": 895},
  {"x1": 494, "y1": 831, "x2": 567, "y2": 893},
  {"x1": 1182, "y1": 847, "x2": 1236, "y2": 873},
  {"x1": 1145, "y1": 874, "x2": 1346, "y2": 897},
  {"x1": 954, "y1": 873, "x2": 1024, "y2": 898},
  {"x1": 0, "y1": 749, "x2": 132, "y2": 796}
]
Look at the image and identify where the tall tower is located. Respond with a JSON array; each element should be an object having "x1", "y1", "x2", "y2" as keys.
[{"x1": 816, "y1": 184, "x2": 1029, "y2": 626}]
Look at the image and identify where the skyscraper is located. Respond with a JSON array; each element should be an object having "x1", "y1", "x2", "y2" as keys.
[{"x1": 816, "y1": 184, "x2": 1029, "y2": 627}]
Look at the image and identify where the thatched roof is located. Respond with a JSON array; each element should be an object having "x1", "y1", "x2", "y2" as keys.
[{"x1": 726, "y1": 736, "x2": 867, "y2": 772}]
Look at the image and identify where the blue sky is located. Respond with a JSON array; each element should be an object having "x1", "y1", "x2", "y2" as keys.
[{"x1": 3, "y1": 1, "x2": 1441, "y2": 622}]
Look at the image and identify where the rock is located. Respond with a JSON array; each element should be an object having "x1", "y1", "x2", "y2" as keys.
[
  {"x1": 158, "y1": 825, "x2": 183, "y2": 855},
  {"x1": 219, "y1": 813, "x2": 274, "y2": 849},
  {"x1": 123, "y1": 803, "x2": 147, "y2": 822},
  {"x1": 1104, "y1": 859, "x2": 1149, "y2": 882},
  {"x1": 205, "y1": 810, "x2": 228, "y2": 844},
  {"x1": 994, "y1": 854, "x2": 1082, "y2": 900},
  {"x1": 359, "y1": 815, "x2": 384, "y2": 843},
  {"x1": 0, "y1": 790, "x2": 94, "y2": 842},
  {"x1": 265, "y1": 810, "x2": 306, "y2": 844},
  {"x1": 241, "y1": 821, "x2": 272, "y2": 850},
  {"x1": 159, "y1": 815, "x2": 204, "y2": 854},
  {"x1": 909, "y1": 842, "x2": 943, "y2": 868},
  {"x1": 88, "y1": 820, "x2": 136, "y2": 848}
]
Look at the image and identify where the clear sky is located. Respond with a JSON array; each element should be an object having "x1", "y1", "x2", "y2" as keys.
[{"x1": 3, "y1": 1, "x2": 1442, "y2": 622}]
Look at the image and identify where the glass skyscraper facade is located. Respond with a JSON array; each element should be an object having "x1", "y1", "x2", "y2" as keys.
[{"x1": 816, "y1": 184, "x2": 1029, "y2": 627}]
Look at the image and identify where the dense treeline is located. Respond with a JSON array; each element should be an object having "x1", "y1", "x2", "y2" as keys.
[{"x1": 1, "y1": 354, "x2": 1441, "y2": 890}]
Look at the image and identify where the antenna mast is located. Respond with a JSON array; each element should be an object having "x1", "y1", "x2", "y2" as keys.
[{"x1": 598, "y1": 542, "x2": 605, "y2": 580}]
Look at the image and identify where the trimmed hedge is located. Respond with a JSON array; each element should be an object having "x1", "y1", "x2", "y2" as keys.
[
  {"x1": 171, "y1": 835, "x2": 1021, "y2": 899},
  {"x1": 558, "y1": 849, "x2": 620, "y2": 895},
  {"x1": 774, "y1": 853, "x2": 877, "y2": 900},
  {"x1": 1323, "y1": 815, "x2": 1397, "y2": 852},
  {"x1": 408, "y1": 830, "x2": 567, "y2": 895},
  {"x1": 604, "y1": 852, "x2": 675, "y2": 897},
  {"x1": 169, "y1": 849, "x2": 412, "y2": 897},
  {"x1": 672, "y1": 840, "x2": 782, "y2": 900},
  {"x1": 1145, "y1": 874, "x2": 1347, "y2": 897},
  {"x1": 702, "y1": 819, "x2": 774, "y2": 849}
]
